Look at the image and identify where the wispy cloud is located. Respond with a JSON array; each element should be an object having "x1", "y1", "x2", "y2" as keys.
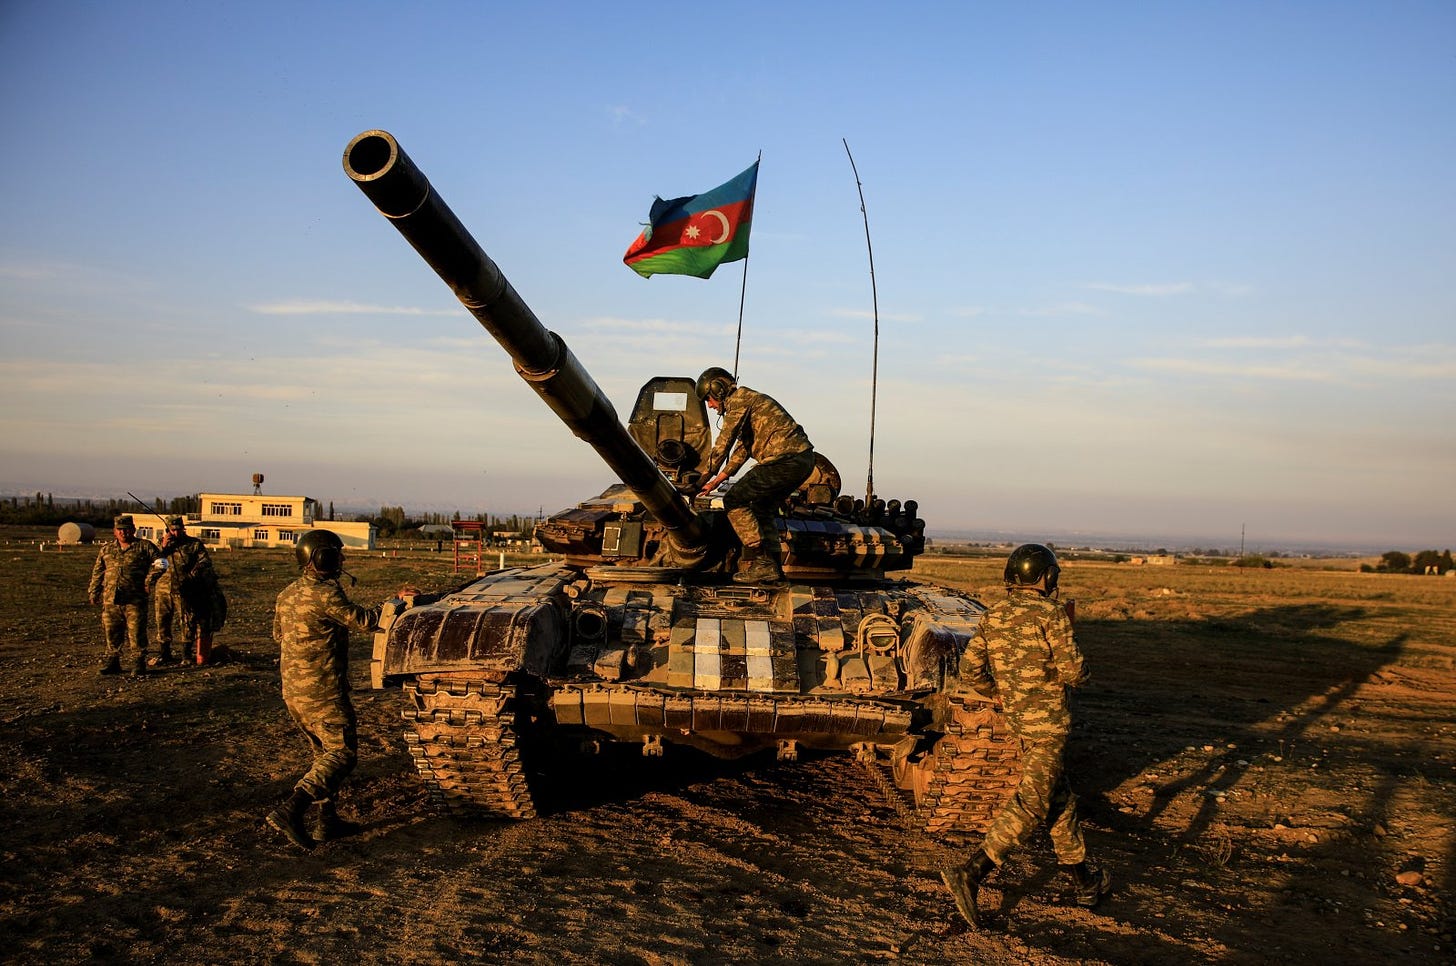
[
  {"x1": 829, "y1": 308, "x2": 921, "y2": 323},
  {"x1": 579, "y1": 316, "x2": 720, "y2": 335},
  {"x1": 248, "y1": 300, "x2": 462, "y2": 317},
  {"x1": 1129, "y1": 341, "x2": 1456, "y2": 384},
  {"x1": 0, "y1": 262, "x2": 60, "y2": 280},
  {"x1": 1129, "y1": 357, "x2": 1342, "y2": 382},
  {"x1": 1199, "y1": 336, "x2": 1365, "y2": 350},
  {"x1": 1018, "y1": 301, "x2": 1104, "y2": 317},
  {"x1": 607, "y1": 105, "x2": 646, "y2": 126},
  {"x1": 1087, "y1": 282, "x2": 1194, "y2": 296}
]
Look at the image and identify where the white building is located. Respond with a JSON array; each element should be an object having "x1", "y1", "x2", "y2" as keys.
[{"x1": 133, "y1": 491, "x2": 374, "y2": 550}]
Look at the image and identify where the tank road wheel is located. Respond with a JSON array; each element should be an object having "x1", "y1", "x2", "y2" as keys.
[
  {"x1": 400, "y1": 673, "x2": 546, "y2": 820},
  {"x1": 894, "y1": 696, "x2": 1022, "y2": 840}
]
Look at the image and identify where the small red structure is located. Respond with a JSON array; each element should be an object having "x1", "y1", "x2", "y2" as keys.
[{"x1": 450, "y1": 520, "x2": 487, "y2": 575}]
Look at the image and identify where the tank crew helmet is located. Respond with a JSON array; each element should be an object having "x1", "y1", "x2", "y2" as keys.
[
  {"x1": 296, "y1": 529, "x2": 345, "y2": 577},
  {"x1": 695, "y1": 366, "x2": 736, "y2": 403},
  {"x1": 1004, "y1": 543, "x2": 1060, "y2": 593}
]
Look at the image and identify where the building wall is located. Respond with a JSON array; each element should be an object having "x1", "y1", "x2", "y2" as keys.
[{"x1": 189, "y1": 492, "x2": 374, "y2": 551}]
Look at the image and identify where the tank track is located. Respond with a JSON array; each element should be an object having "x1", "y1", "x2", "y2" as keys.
[
  {"x1": 877, "y1": 695, "x2": 1022, "y2": 840},
  {"x1": 400, "y1": 674, "x2": 541, "y2": 820}
]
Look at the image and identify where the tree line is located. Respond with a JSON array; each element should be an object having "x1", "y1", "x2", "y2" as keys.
[
  {"x1": 1363, "y1": 550, "x2": 1454, "y2": 575},
  {"x1": 0, "y1": 493, "x2": 537, "y2": 540},
  {"x1": 363, "y1": 505, "x2": 538, "y2": 538}
]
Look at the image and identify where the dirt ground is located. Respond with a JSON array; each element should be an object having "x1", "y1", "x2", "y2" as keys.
[{"x1": 1, "y1": 529, "x2": 1452, "y2": 964}]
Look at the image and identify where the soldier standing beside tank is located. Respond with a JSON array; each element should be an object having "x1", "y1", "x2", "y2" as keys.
[
  {"x1": 88, "y1": 515, "x2": 162, "y2": 676},
  {"x1": 147, "y1": 516, "x2": 221, "y2": 666},
  {"x1": 941, "y1": 543, "x2": 1112, "y2": 928},
  {"x1": 695, "y1": 367, "x2": 815, "y2": 584},
  {"x1": 266, "y1": 529, "x2": 387, "y2": 851}
]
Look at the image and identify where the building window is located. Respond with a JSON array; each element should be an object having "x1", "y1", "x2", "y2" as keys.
[
  {"x1": 253, "y1": 529, "x2": 269, "y2": 541},
  {"x1": 201, "y1": 528, "x2": 222, "y2": 541},
  {"x1": 138, "y1": 526, "x2": 156, "y2": 540},
  {"x1": 278, "y1": 530, "x2": 297, "y2": 543},
  {"x1": 261, "y1": 503, "x2": 293, "y2": 518},
  {"x1": 209, "y1": 502, "x2": 242, "y2": 516}
]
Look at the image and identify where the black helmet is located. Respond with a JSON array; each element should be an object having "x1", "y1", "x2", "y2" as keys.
[
  {"x1": 296, "y1": 529, "x2": 345, "y2": 577},
  {"x1": 1004, "y1": 543, "x2": 1059, "y2": 592},
  {"x1": 695, "y1": 366, "x2": 735, "y2": 402}
]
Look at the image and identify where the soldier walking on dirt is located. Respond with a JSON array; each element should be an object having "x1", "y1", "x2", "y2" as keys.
[
  {"x1": 87, "y1": 514, "x2": 162, "y2": 677},
  {"x1": 147, "y1": 516, "x2": 223, "y2": 666},
  {"x1": 265, "y1": 529, "x2": 384, "y2": 851},
  {"x1": 941, "y1": 543, "x2": 1112, "y2": 927},
  {"x1": 695, "y1": 366, "x2": 815, "y2": 585}
]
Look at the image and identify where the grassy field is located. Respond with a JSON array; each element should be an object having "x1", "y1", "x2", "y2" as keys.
[{"x1": 2, "y1": 525, "x2": 1453, "y2": 963}]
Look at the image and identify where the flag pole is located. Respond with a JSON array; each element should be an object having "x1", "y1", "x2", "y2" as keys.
[
  {"x1": 731, "y1": 150, "x2": 762, "y2": 378},
  {"x1": 843, "y1": 139, "x2": 879, "y2": 508}
]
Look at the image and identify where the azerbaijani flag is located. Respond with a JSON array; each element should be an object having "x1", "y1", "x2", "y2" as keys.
[{"x1": 623, "y1": 162, "x2": 758, "y2": 279}]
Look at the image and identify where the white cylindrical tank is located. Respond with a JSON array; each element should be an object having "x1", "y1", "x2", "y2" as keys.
[{"x1": 57, "y1": 521, "x2": 97, "y2": 544}]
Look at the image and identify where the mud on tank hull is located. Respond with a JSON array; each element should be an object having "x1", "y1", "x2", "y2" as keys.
[{"x1": 372, "y1": 563, "x2": 1022, "y2": 836}]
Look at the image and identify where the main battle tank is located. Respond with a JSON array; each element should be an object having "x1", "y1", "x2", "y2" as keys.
[{"x1": 343, "y1": 130, "x2": 1020, "y2": 837}]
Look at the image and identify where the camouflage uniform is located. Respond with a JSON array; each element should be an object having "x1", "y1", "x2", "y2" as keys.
[
  {"x1": 705, "y1": 385, "x2": 815, "y2": 552},
  {"x1": 151, "y1": 532, "x2": 218, "y2": 662},
  {"x1": 89, "y1": 535, "x2": 162, "y2": 669},
  {"x1": 271, "y1": 573, "x2": 382, "y2": 801},
  {"x1": 961, "y1": 588, "x2": 1089, "y2": 865}
]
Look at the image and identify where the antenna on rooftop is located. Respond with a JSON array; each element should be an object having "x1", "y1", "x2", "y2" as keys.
[{"x1": 252, "y1": 473, "x2": 265, "y2": 495}]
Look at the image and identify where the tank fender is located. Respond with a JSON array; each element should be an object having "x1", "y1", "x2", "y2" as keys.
[{"x1": 371, "y1": 567, "x2": 573, "y2": 684}]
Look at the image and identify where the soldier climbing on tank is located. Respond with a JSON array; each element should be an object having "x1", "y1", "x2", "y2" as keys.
[
  {"x1": 941, "y1": 543, "x2": 1112, "y2": 928},
  {"x1": 266, "y1": 530, "x2": 403, "y2": 851},
  {"x1": 88, "y1": 515, "x2": 162, "y2": 676},
  {"x1": 695, "y1": 367, "x2": 816, "y2": 584}
]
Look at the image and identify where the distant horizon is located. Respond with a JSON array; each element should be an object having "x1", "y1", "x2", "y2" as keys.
[{"x1": 0, "y1": 485, "x2": 1433, "y2": 558}]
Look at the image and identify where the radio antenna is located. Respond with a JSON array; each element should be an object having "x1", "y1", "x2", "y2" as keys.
[{"x1": 843, "y1": 139, "x2": 879, "y2": 507}]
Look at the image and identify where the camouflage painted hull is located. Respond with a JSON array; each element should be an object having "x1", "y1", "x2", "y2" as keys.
[{"x1": 374, "y1": 564, "x2": 1020, "y2": 835}]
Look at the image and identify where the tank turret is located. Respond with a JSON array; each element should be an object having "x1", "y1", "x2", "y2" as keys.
[{"x1": 344, "y1": 131, "x2": 1018, "y2": 835}]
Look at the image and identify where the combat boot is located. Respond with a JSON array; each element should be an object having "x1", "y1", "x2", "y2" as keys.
[
  {"x1": 940, "y1": 850, "x2": 996, "y2": 928},
  {"x1": 1064, "y1": 860, "x2": 1113, "y2": 908},
  {"x1": 99, "y1": 656, "x2": 123, "y2": 676},
  {"x1": 131, "y1": 658, "x2": 149, "y2": 677},
  {"x1": 733, "y1": 554, "x2": 784, "y2": 585},
  {"x1": 266, "y1": 789, "x2": 316, "y2": 851},
  {"x1": 309, "y1": 799, "x2": 363, "y2": 843}
]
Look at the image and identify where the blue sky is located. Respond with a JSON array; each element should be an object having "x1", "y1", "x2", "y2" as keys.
[{"x1": 1, "y1": 1, "x2": 1451, "y2": 550}]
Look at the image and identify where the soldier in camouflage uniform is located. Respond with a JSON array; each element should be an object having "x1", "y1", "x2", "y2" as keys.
[
  {"x1": 147, "y1": 516, "x2": 219, "y2": 665},
  {"x1": 88, "y1": 514, "x2": 162, "y2": 676},
  {"x1": 265, "y1": 529, "x2": 383, "y2": 851},
  {"x1": 941, "y1": 543, "x2": 1112, "y2": 928},
  {"x1": 695, "y1": 366, "x2": 815, "y2": 584}
]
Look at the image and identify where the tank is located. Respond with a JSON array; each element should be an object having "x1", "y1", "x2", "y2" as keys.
[{"x1": 343, "y1": 130, "x2": 1020, "y2": 837}]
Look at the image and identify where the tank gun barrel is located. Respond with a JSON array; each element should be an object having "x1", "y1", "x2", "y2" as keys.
[{"x1": 343, "y1": 130, "x2": 708, "y2": 560}]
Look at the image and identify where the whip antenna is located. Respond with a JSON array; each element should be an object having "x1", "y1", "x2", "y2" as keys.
[
  {"x1": 732, "y1": 150, "x2": 763, "y2": 377},
  {"x1": 843, "y1": 139, "x2": 879, "y2": 507}
]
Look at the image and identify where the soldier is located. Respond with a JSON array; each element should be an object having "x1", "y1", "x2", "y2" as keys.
[
  {"x1": 88, "y1": 515, "x2": 162, "y2": 676},
  {"x1": 695, "y1": 367, "x2": 815, "y2": 584},
  {"x1": 148, "y1": 516, "x2": 221, "y2": 666},
  {"x1": 941, "y1": 543, "x2": 1112, "y2": 928},
  {"x1": 266, "y1": 530, "x2": 387, "y2": 851}
]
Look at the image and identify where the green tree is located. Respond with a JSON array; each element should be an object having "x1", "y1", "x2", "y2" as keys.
[
  {"x1": 1411, "y1": 550, "x2": 1444, "y2": 575},
  {"x1": 1379, "y1": 551, "x2": 1411, "y2": 573}
]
